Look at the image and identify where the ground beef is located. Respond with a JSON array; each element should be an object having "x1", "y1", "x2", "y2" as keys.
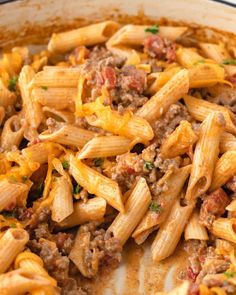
[
  {"x1": 225, "y1": 176, "x2": 236, "y2": 193},
  {"x1": 61, "y1": 278, "x2": 88, "y2": 295},
  {"x1": 118, "y1": 65, "x2": 146, "y2": 93},
  {"x1": 199, "y1": 188, "x2": 230, "y2": 228},
  {"x1": 152, "y1": 103, "x2": 193, "y2": 146},
  {"x1": 143, "y1": 35, "x2": 176, "y2": 63}
]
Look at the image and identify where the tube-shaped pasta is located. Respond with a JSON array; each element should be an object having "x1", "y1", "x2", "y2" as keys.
[
  {"x1": 135, "y1": 69, "x2": 189, "y2": 122},
  {"x1": 77, "y1": 136, "x2": 132, "y2": 159},
  {"x1": 211, "y1": 218, "x2": 236, "y2": 244},
  {"x1": 220, "y1": 132, "x2": 236, "y2": 153},
  {"x1": 108, "y1": 177, "x2": 151, "y2": 246},
  {"x1": 186, "y1": 112, "x2": 225, "y2": 201},
  {"x1": 132, "y1": 165, "x2": 191, "y2": 243},
  {"x1": 0, "y1": 228, "x2": 29, "y2": 273},
  {"x1": 199, "y1": 42, "x2": 230, "y2": 63},
  {"x1": 226, "y1": 199, "x2": 236, "y2": 212},
  {"x1": 50, "y1": 176, "x2": 73, "y2": 223},
  {"x1": 0, "y1": 115, "x2": 25, "y2": 150},
  {"x1": 0, "y1": 179, "x2": 29, "y2": 211},
  {"x1": 160, "y1": 120, "x2": 198, "y2": 158},
  {"x1": 0, "y1": 79, "x2": 16, "y2": 108},
  {"x1": 42, "y1": 106, "x2": 75, "y2": 124},
  {"x1": 184, "y1": 95, "x2": 236, "y2": 135},
  {"x1": 210, "y1": 150, "x2": 236, "y2": 191},
  {"x1": 15, "y1": 252, "x2": 56, "y2": 286},
  {"x1": 151, "y1": 198, "x2": 193, "y2": 262},
  {"x1": 48, "y1": 21, "x2": 120, "y2": 53},
  {"x1": 155, "y1": 281, "x2": 190, "y2": 295},
  {"x1": 29, "y1": 67, "x2": 81, "y2": 88},
  {"x1": 39, "y1": 124, "x2": 95, "y2": 148},
  {"x1": 184, "y1": 210, "x2": 208, "y2": 241},
  {"x1": 0, "y1": 269, "x2": 52, "y2": 295},
  {"x1": 58, "y1": 197, "x2": 107, "y2": 228},
  {"x1": 19, "y1": 65, "x2": 43, "y2": 129},
  {"x1": 69, "y1": 155, "x2": 124, "y2": 212},
  {"x1": 0, "y1": 106, "x2": 5, "y2": 126},
  {"x1": 32, "y1": 87, "x2": 76, "y2": 110},
  {"x1": 176, "y1": 47, "x2": 206, "y2": 68},
  {"x1": 22, "y1": 142, "x2": 63, "y2": 164}
]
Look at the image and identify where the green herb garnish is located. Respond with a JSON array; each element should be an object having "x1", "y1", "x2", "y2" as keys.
[
  {"x1": 9, "y1": 175, "x2": 17, "y2": 183},
  {"x1": 93, "y1": 158, "x2": 104, "y2": 167},
  {"x1": 73, "y1": 184, "x2": 82, "y2": 194},
  {"x1": 193, "y1": 60, "x2": 205, "y2": 66},
  {"x1": 144, "y1": 161, "x2": 154, "y2": 170},
  {"x1": 22, "y1": 175, "x2": 28, "y2": 182},
  {"x1": 222, "y1": 59, "x2": 236, "y2": 65},
  {"x1": 224, "y1": 271, "x2": 236, "y2": 278},
  {"x1": 41, "y1": 86, "x2": 48, "y2": 90},
  {"x1": 8, "y1": 76, "x2": 18, "y2": 92},
  {"x1": 145, "y1": 25, "x2": 159, "y2": 34},
  {"x1": 62, "y1": 160, "x2": 70, "y2": 170},
  {"x1": 149, "y1": 201, "x2": 162, "y2": 213},
  {"x1": 37, "y1": 182, "x2": 44, "y2": 196},
  {"x1": 10, "y1": 223, "x2": 16, "y2": 228}
]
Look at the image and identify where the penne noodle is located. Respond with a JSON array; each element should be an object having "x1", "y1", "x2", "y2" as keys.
[
  {"x1": 151, "y1": 198, "x2": 193, "y2": 262},
  {"x1": 0, "y1": 115, "x2": 25, "y2": 150},
  {"x1": 0, "y1": 79, "x2": 16, "y2": 108},
  {"x1": 19, "y1": 65, "x2": 43, "y2": 129},
  {"x1": 22, "y1": 142, "x2": 63, "y2": 164},
  {"x1": 0, "y1": 228, "x2": 29, "y2": 273},
  {"x1": 135, "y1": 69, "x2": 189, "y2": 122},
  {"x1": 160, "y1": 120, "x2": 198, "y2": 158},
  {"x1": 132, "y1": 165, "x2": 191, "y2": 243},
  {"x1": 39, "y1": 123, "x2": 95, "y2": 148},
  {"x1": 58, "y1": 197, "x2": 106, "y2": 228},
  {"x1": 184, "y1": 95, "x2": 236, "y2": 135},
  {"x1": 29, "y1": 67, "x2": 81, "y2": 88},
  {"x1": 77, "y1": 136, "x2": 132, "y2": 159},
  {"x1": 210, "y1": 150, "x2": 236, "y2": 191},
  {"x1": 199, "y1": 42, "x2": 231, "y2": 63},
  {"x1": 69, "y1": 155, "x2": 124, "y2": 212},
  {"x1": 42, "y1": 106, "x2": 75, "y2": 124},
  {"x1": 48, "y1": 21, "x2": 120, "y2": 53},
  {"x1": 226, "y1": 199, "x2": 236, "y2": 212},
  {"x1": 0, "y1": 269, "x2": 52, "y2": 295},
  {"x1": 220, "y1": 132, "x2": 236, "y2": 153},
  {"x1": 108, "y1": 177, "x2": 151, "y2": 246},
  {"x1": 32, "y1": 87, "x2": 76, "y2": 110},
  {"x1": 50, "y1": 176, "x2": 73, "y2": 223},
  {"x1": 184, "y1": 210, "x2": 209, "y2": 241},
  {"x1": 211, "y1": 218, "x2": 236, "y2": 244},
  {"x1": 0, "y1": 106, "x2": 5, "y2": 126},
  {"x1": 176, "y1": 47, "x2": 207, "y2": 68},
  {"x1": 186, "y1": 112, "x2": 225, "y2": 201}
]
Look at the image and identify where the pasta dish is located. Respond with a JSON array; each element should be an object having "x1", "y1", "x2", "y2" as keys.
[{"x1": 0, "y1": 20, "x2": 236, "y2": 295}]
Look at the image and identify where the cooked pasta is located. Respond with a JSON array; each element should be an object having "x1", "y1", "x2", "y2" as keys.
[{"x1": 0, "y1": 18, "x2": 236, "y2": 295}]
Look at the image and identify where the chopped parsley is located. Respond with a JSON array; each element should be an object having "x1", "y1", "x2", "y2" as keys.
[
  {"x1": 8, "y1": 76, "x2": 18, "y2": 92},
  {"x1": 93, "y1": 158, "x2": 104, "y2": 167},
  {"x1": 222, "y1": 59, "x2": 236, "y2": 65},
  {"x1": 37, "y1": 182, "x2": 44, "y2": 196},
  {"x1": 224, "y1": 271, "x2": 236, "y2": 278},
  {"x1": 10, "y1": 223, "x2": 16, "y2": 228},
  {"x1": 41, "y1": 86, "x2": 48, "y2": 90},
  {"x1": 73, "y1": 184, "x2": 82, "y2": 194},
  {"x1": 9, "y1": 175, "x2": 17, "y2": 183},
  {"x1": 22, "y1": 175, "x2": 28, "y2": 182},
  {"x1": 145, "y1": 25, "x2": 159, "y2": 34},
  {"x1": 62, "y1": 160, "x2": 70, "y2": 170},
  {"x1": 193, "y1": 60, "x2": 205, "y2": 66},
  {"x1": 149, "y1": 201, "x2": 162, "y2": 213},
  {"x1": 144, "y1": 161, "x2": 154, "y2": 170}
]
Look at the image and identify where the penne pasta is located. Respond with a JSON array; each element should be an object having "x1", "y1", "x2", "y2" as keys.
[
  {"x1": 108, "y1": 177, "x2": 151, "y2": 246},
  {"x1": 176, "y1": 47, "x2": 207, "y2": 68},
  {"x1": 69, "y1": 155, "x2": 124, "y2": 212},
  {"x1": 0, "y1": 228, "x2": 29, "y2": 274},
  {"x1": 160, "y1": 120, "x2": 198, "y2": 158},
  {"x1": 186, "y1": 112, "x2": 225, "y2": 201},
  {"x1": 58, "y1": 197, "x2": 106, "y2": 228},
  {"x1": 42, "y1": 106, "x2": 75, "y2": 124},
  {"x1": 226, "y1": 199, "x2": 236, "y2": 212},
  {"x1": 184, "y1": 210, "x2": 209, "y2": 241},
  {"x1": 211, "y1": 218, "x2": 236, "y2": 244},
  {"x1": 135, "y1": 69, "x2": 189, "y2": 122},
  {"x1": 32, "y1": 87, "x2": 76, "y2": 110},
  {"x1": 18, "y1": 65, "x2": 43, "y2": 129},
  {"x1": 48, "y1": 21, "x2": 120, "y2": 53},
  {"x1": 77, "y1": 136, "x2": 132, "y2": 159},
  {"x1": 151, "y1": 197, "x2": 193, "y2": 262},
  {"x1": 220, "y1": 132, "x2": 236, "y2": 153},
  {"x1": 210, "y1": 150, "x2": 236, "y2": 191},
  {"x1": 132, "y1": 165, "x2": 191, "y2": 243},
  {"x1": 0, "y1": 79, "x2": 16, "y2": 108},
  {"x1": 39, "y1": 123, "x2": 95, "y2": 148},
  {"x1": 0, "y1": 115, "x2": 25, "y2": 150},
  {"x1": 50, "y1": 176, "x2": 73, "y2": 223},
  {"x1": 199, "y1": 42, "x2": 231, "y2": 63},
  {"x1": 184, "y1": 95, "x2": 236, "y2": 135}
]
